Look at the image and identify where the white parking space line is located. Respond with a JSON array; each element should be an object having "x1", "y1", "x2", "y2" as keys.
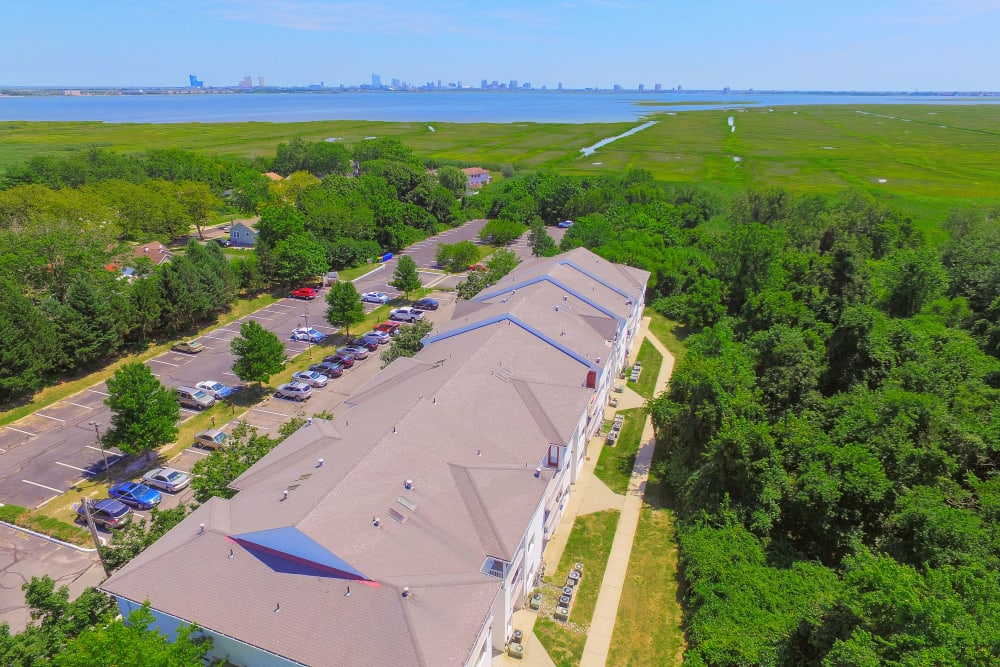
[
  {"x1": 199, "y1": 334, "x2": 233, "y2": 341},
  {"x1": 250, "y1": 407, "x2": 292, "y2": 417},
  {"x1": 88, "y1": 389, "x2": 109, "y2": 396},
  {"x1": 179, "y1": 408, "x2": 200, "y2": 415},
  {"x1": 35, "y1": 413, "x2": 65, "y2": 422},
  {"x1": 222, "y1": 371, "x2": 239, "y2": 377},
  {"x1": 64, "y1": 401, "x2": 94, "y2": 410},
  {"x1": 22, "y1": 479, "x2": 64, "y2": 493},
  {"x1": 186, "y1": 448, "x2": 210, "y2": 456},
  {"x1": 149, "y1": 358, "x2": 179, "y2": 366},
  {"x1": 5, "y1": 426, "x2": 37, "y2": 437},
  {"x1": 56, "y1": 461, "x2": 94, "y2": 474},
  {"x1": 246, "y1": 315, "x2": 273, "y2": 321},
  {"x1": 85, "y1": 445, "x2": 106, "y2": 453}
]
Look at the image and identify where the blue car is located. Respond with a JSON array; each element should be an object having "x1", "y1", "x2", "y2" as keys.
[
  {"x1": 196, "y1": 380, "x2": 237, "y2": 400},
  {"x1": 108, "y1": 481, "x2": 162, "y2": 510}
]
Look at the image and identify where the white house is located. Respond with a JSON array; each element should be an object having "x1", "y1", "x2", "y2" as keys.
[{"x1": 229, "y1": 221, "x2": 259, "y2": 248}]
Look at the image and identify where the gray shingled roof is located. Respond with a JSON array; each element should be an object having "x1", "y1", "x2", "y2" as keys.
[{"x1": 101, "y1": 247, "x2": 648, "y2": 666}]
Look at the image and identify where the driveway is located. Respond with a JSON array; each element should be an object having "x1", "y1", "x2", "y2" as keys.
[{"x1": 0, "y1": 524, "x2": 104, "y2": 633}]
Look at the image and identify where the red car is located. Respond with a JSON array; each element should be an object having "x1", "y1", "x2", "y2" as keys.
[
  {"x1": 323, "y1": 353, "x2": 355, "y2": 369},
  {"x1": 468, "y1": 263, "x2": 486, "y2": 272},
  {"x1": 375, "y1": 321, "x2": 402, "y2": 336},
  {"x1": 291, "y1": 287, "x2": 318, "y2": 300}
]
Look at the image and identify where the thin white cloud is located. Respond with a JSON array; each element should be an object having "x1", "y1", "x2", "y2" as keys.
[{"x1": 892, "y1": 0, "x2": 1000, "y2": 25}]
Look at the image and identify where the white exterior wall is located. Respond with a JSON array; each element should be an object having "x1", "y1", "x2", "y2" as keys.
[{"x1": 116, "y1": 597, "x2": 303, "y2": 667}]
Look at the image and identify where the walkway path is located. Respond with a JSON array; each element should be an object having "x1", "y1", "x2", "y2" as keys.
[
  {"x1": 494, "y1": 318, "x2": 675, "y2": 667},
  {"x1": 580, "y1": 322, "x2": 674, "y2": 666}
]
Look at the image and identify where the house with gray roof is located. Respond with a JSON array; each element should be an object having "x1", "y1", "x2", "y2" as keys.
[{"x1": 100, "y1": 247, "x2": 648, "y2": 667}]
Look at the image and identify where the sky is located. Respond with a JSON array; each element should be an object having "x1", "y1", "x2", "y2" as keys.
[{"x1": 3, "y1": 0, "x2": 1000, "y2": 90}]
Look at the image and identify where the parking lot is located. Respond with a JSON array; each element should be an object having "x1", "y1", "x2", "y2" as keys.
[{"x1": 0, "y1": 220, "x2": 485, "y2": 509}]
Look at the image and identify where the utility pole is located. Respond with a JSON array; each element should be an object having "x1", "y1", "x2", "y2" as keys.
[{"x1": 80, "y1": 498, "x2": 111, "y2": 577}]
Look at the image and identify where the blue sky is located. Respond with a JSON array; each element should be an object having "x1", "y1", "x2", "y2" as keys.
[{"x1": 4, "y1": 0, "x2": 1000, "y2": 90}]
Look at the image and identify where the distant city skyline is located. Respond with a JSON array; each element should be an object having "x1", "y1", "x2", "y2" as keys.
[{"x1": 4, "y1": 1, "x2": 1000, "y2": 91}]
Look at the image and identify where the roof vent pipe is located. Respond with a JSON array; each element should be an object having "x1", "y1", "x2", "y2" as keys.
[
  {"x1": 402, "y1": 587, "x2": 410, "y2": 598},
  {"x1": 281, "y1": 489, "x2": 288, "y2": 501},
  {"x1": 316, "y1": 458, "x2": 324, "y2": 467},
  {"x1": 404, "y1": 479, "x2": 413, "y2": 490},
  {"x1": 534, "y1": 467, "x2": 542, "y2": 478}
]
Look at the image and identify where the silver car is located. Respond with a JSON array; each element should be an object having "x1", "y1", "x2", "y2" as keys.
[
  {"x1": 142, "y1": 467, "x2": 191, "y2": 493},
  {"x1": 275, "y1": 382, "x2": 313, "y2": 401},
  {"x1": 292, "y1": 370, "x2": 328, "y2": 388}
]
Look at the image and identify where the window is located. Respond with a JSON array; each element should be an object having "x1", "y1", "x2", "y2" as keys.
[{"x1": 545, "y1": 444, "x2": 564, "y2": 469}]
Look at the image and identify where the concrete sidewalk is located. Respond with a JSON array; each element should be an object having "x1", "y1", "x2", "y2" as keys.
[
  {"x1": 581, "y1": 322, "x2": 674, "y2": 666},
  {"x1": 494, "y1": 318, "x2": 676, "y2": 666}
]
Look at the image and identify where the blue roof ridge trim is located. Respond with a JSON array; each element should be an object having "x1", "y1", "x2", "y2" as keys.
[
  {"x1": 421, "y1": 314, "x2": 600, "y2": 370},
  {"x1": 558, "y1": 259, "x2": 637, "y2": 300},
  {"x1": 475, "y1": 275, "x2": 623, "y2": 322}
]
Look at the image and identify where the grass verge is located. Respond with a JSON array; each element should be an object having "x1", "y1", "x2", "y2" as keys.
[
  {"x1": 534, "y1": 509, "x2": 620, "y2": 667},
  {"x1": 645, "y1": 309, "x2": 688, "y2": 366},
  {"x1": 0, "y1": 503, "x2": 90, "y2": 547},
  {"x1": 593, "y1": 409, "x2": 645, "y2": 495},
  {"x1": 632, "y1": 339, "x2": 662, "y2": 400},
  {"x1": 606, "y1": 338, "x2": 686, "y2": 666}
]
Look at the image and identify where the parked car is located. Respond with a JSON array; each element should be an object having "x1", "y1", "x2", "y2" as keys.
[
  {"x1": 196, "y1": 380, "x2": 237, "y2": 400},
  {"x1": 177, "y1": 386, "x2": 216, "y2": 411},
  {"x1": 468, "y1": 263, "x2": 486, "y2": 272},
  {"x1": 108, "y1": 481, "x2": 162, "y2": 510},
  {"x1": 75, "y1": 498, "x2": 132, "y2": 529},
  {"x1": 413, "y1": 298, "x2": 439, "y2": 311},
  {"x1": 340, "y1": 345, "x2": 368, "y2": 360},
  {"x1": 292, "y1": 370, "x2": 329, "y2": 387},
  {"x1": 366, "y1": 329, "x2": 391, "y2": 345},
  {"x1": 142, "y1": 467, "x2": 191, "y2": 493},
  {"x1": 557, "y1": 220, "x2": 575, "y2": 228},
  {"x1": 323, "y1": 353, "x2": 354, "y2": 369},
  {"x1": 309, "y1": 362, "x2": 344, "y2": 378},
  {"x1": 291, "y1": 327, "x2": 326, "y2": 343},
  {"x1": 193, "y1": 428, "x2": 228, "y2": 450},
  {"x1": 275, "y1": 382, "x2": 313, "y2": 401},
  {"x1": 361, "y1": 291, "x2": 390, "y2": 304},
  {"x1": 212, "y1": 238, "x2": 232, "y2": 247},
  {"x1": 351, "y1": 336, "x2": 380, "y2": 351},
  {"x1": 389, "y1": 307, "x2": 424, "y2": 323},
  {"x1": 172, "y1": 340, "x2": 204, "y2": 354},
  {"x1": 375, "y1": 321, "x2": 402, "y2": 336},
  {"x1": 290, "y1": 287, "x2": 318, "y2": 300}
]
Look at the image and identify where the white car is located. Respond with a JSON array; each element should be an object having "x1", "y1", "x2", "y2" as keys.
[
  {"x1": 292, "y1": 370, "x2": 328, "y2": 387},
  {"x1": 389, "y1": 307, "x2": 424, "y2": 323},
  {"x1": 275, "y1": 382, "x2": 313, "y2": 401},
  {"x1": 195, "y1": 380, "x2": 236, "y2": 400},
  {"x1": 361, "y1": 291, "x2": 390, "y2": 304},
  {"x1": 291, "y1": 327, "x2": 326, "y2": 343}
]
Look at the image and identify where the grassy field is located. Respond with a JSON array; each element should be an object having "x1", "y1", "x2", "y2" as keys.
[
  {"x1": 4, "y1": 104, "x2": 1000, "y2": 230},
  {"x1": 594, "y1": 408, "x2": 645, "y2": 495},
  {"x1": 534, "y1": 509, "x2": 620, "y2": 667},
  {"x1": 645, "y1": 310, "x2": 688, "y2": 366},
  {"x1": 631, "y1": 339, "x2": 662, "y2": 400}
]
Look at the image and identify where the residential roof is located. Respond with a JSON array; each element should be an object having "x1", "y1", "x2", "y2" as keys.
[
  {"x1": 461, "y1": 167, "x2": 489, "y2": 176},
  {"x1": 132, "y1": 241, "x2": 172, "y2": 265},
  {"x1": 101, "y1": 247, "x2": 647, "y2": 666}
]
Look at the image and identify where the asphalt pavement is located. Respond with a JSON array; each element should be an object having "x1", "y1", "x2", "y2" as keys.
[{"x1": 0, "y1": 219, "x2": 488, "y2": 509}]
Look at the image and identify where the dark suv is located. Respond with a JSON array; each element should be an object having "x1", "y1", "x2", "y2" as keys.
[
  {"x1": 309, "y1": 362, "x2": 344, "y2": 378},
  {"x1": 76, "y1": 498, "x2": 132, "y2": 529}
]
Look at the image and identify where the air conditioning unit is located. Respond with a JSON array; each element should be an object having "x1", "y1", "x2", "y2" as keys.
[
  {"x1": 508, "y1": 642, "x2": 524, "y2": 659},
  {"x1": 554, "y1": 606, "x2": 569, "y2": 621}
]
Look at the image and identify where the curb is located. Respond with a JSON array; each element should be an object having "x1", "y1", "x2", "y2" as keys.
[
  {"x1": 0, "y1": 519, "x2": 99, "y2": 553},
  {"x1": 352, "y1": 264, "x2": 386, "y2": 282}
]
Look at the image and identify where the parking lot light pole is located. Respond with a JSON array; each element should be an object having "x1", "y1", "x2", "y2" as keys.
[
  {"x1": 303, "y1": 313, "x2": 311, "y2": 358},
  {"x1": 88, "y1": 421, "x2": 110, "y2": 475}
]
